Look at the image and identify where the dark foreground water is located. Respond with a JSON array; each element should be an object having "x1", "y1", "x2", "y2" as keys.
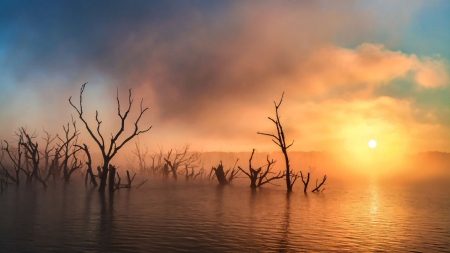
[{"x1": 1, "y1": 178, "x2": 449, "y2": 252}]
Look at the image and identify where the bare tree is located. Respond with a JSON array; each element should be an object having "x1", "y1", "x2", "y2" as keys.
[
  {"x1": 258, "y1": 93, "x2": 327, "y2": 193},
  {"x1": 57, "y1": 120, "x2": 82, "y2": 183},
  {"x1": 211, "y1": 160, "x2": 241, "y2": 185},
  {"x1": 114, "y1": 170, "x2": 137, "y2": 189},
  {"x1": 207, "y1": 167, "x2": 216, "y2": 180},
  {"x1": 212, "y1": 162, "x2": 228, "y2": 185},
  {"x1": 238, "y1": 149, "x2": 284, "y2": 188},
  {"x1": 39, "y1": 129, "x2": 58, "y2": 175},
  {"x1": 311, "y1": 175, "x2": 327, "y2": 193},
  {"x1": 132, "y1": 138, "x2": 149, "y2": 175},
  {"x1": 19, "y1": 128, "x2": 46, "y2": 188},
  {"x1": 0, "y1": 139, "x2": 22, "y2": 185},
  {"x1": 150, "y1": 146, "x2": 165, "y2": 176},
  {"x1": 69, "y1": 83, "x2": 152, "y2": 193},
  {"x1": 299, "y1": 171, "x2": 310, "y2": 193},
  {"x1": 0, "y1": 146, "x2": 12, "y2": 191},
  {"x1": 76, "y1": 143, "x2": 98, "y2": 187},
  {"x1": 183, "y1": 164, "x2": 194, "y2": 181},
  {"x1": 44, "y1": 147, "x2": 62, "y2": 183},
  {"x1": 163, "y1": 145, "x2": 200, "y2": 181},
  {"x1": 226, "y1": 158, "x2": 241, "y2": 183},
  {"x1": 193, "y1": 167, "x2": 204, "y2": 180},
  {"x1": 162, "y1": 163, "x2": 170, "y2": 179},
  {"x1": 257, "y1": 92, "x2": 297, "y2": 192}
]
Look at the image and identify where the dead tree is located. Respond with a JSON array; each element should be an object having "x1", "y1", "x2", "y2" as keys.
[
  {"x1": 57, "y1": 120, "x2": 82, "y2": 183},
  {"x1": 298, "y1": 167, "x2": 327, "y2": 193},
  {"x1": 163, "y1": 145, "x2": 200, "y2": 181},
  {"x1": 183, "y1": 164, "x2": 194, "y2": 181},
  {"x1": 69, "y1": 83, "x2": 152, "y2": 193},
  {"x1": 0, "y1": 147, "x2": 12, "y2": 191},
  {"x1": 153, "y1": 146, "x2": 165, "y2": 175},
  {"x1": 257, "y1": 92, "x2": 297, "y2": 193},
  {"x1": 162, "y1": 163, "x2": 170, "y2": 179},
  {"x1": 19, "y1": 128, "x2": 47, "y2": 188},
  {"x1": 113, "y1": 169, "x2": 137, "y2": 190},
  {"x1": 299, "y1": 171, "x2": 310, "y2": 193},
  {"x1": 238, "y1": 149, "x2": 284, "y2": 188},
  {"x1": 39, "y1": 129, "x2": 58, "y2": 175},
  {"x1": 132, "y1": 138, "x2": 149, "y2": 175},
  {"x1": 311, "y1": 175, "x2": 327, "y2": 193},
  {"x1": 76, "y1": 144, "x2": 98, "y2": 187},
  {"x1": 0, "y1": 140, "x2": 22, "y2": 185},
  {"x1": 211, "y1": 161, "x2": 241, "y2": 185},
  {"x1": 212, "y1": 162, "x2": 228, "y2": 185},
  {"x1": 226, "y1": 158, "x2": 241, "y2": 183},
  {"x1": 108, "y1": 164, "x2": 116, "y2": 191},
  {"x1": 125, "y1": 170, "x2": 136, "y2": 188},
  {"x1": 149, "y1": 146, "x2": 164, "y2": 176},
  {"x1": 208, "y1": 167, "x2": 216, "y2": 180},
  {"x1": 194, "y1": 167, "x2": 204, "y2": 180}
]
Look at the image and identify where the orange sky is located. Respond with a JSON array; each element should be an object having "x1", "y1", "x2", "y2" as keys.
[{"x1": 1, "y1": 1, "x2": 450, "y2": 177}]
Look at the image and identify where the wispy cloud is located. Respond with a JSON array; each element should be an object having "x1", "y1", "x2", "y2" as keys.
[{"x1": 0, "y1": 1, "x2": 449, "y2": 156}]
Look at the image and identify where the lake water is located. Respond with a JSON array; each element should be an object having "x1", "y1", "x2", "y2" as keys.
[{"x1": 0, "y1": 178, "x2": 449, "y2": 252}]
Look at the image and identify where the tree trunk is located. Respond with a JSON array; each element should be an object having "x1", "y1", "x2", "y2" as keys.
[
  {"x1": 98, "y1": 162, "x2": 109, "y2": 193},
  {"x1": 108, "y1": 165, "x2": 116, "y2": 193},
  {"x1": 282, "y1": 149, "x2": 292, "y2": 192},
  {"x1": 214, "y1": 164, "x2": 228, "y2": 185}
]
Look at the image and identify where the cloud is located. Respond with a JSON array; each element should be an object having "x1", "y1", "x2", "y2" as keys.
[
  {"x1": 415, "y1": 57, "x2": 449, "y2": 87},
  {"x1": 0, "y1": 1, "x2": 449, "y2": 155},
  {"x1": 294, "y1": 44, "x2": 448, "y2": 98}
]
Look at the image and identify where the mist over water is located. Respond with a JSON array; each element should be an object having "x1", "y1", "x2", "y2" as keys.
[{"x1": 1, "y1": 178, "x2": 449, "y2": 252}]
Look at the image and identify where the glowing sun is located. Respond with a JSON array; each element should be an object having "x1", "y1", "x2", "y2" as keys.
[{"x1": 368, "y1": 139, "x2": 377, "y2": 148}]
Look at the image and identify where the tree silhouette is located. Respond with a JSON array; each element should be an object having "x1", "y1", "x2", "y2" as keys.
[
  {"x1": 163, "y1": 145, "x2": 200, "y2": 181},
  {"x1": 19, "y1": 128, "x2": 47, "y2": 188},
  {"x1": 211, "y1": 160, "x2": 241, "y2": 185},
  {"x1": 238, "y1": 149, "x2": 284, "y2": 188},
  {"x1": 132, "y1": 138, "x2": 149, "y2": 175},
  {"x1": 257, "y1": 92, "x2": 298, "y2": 192},
  {"x1": 57, "y1": 119, "x2": 81, "y2": 183},
  {"x1": 69, "y1": 83, "x2": 152, "y2": 193},
  {"x1": 76, "y1": 143, "x2": 98, "y2": 187},
  {"x1": 1, "y1": 138, "x2": 23, "y2": 185}
]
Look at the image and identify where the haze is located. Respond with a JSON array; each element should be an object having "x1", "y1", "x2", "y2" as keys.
[{"x1": 1, "y1": 1, "x2": 449, "y2": 179}]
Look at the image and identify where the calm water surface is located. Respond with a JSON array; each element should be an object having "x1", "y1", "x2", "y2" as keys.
[{"x1": 0, "y1": 178, "x2": 449, "y2": 252}]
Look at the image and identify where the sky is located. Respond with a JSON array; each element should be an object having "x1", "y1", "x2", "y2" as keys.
[{"x1": 1, "y1": 1, "x2": 450, "y2": 168}]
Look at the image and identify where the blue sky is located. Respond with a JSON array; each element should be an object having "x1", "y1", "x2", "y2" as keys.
[{"x1": 0, "y1": 1, "x2": 449, "y2": 154}]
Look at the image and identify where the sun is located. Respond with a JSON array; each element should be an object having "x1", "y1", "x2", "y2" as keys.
[{"x1": 368, "y1": 139, "x2": 377, "y2": 148}]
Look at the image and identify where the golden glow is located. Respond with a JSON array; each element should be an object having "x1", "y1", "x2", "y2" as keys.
[{"x1": 369, "y1": 140, "x2": 377, "y2": 149}]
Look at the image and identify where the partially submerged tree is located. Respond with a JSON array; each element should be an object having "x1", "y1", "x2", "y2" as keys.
[
  {"x1": 39, "y1": 129, "x2": 58, "y2": 175},
  {"x1": 163, "y1": 145, "x2": 200, "y2": 181},
  {"x1": 211, "y1": 160, "x2": 241, "y2": 186},
  {"x1": 132, "y1": 138, "x2": 149, "y2": 175},
  {"x1": 257, "y1": 92, "x2": 297, "y2": 192},
  {"x1": 258, "y1": 92, "x2": 326, "y2": 193},
  {"x1": 114, "y1": 170, "x2": 137, "y2": 190},
  {"x1": 238, "y1": 149, "x2": 284, "y2": 188},
  {"x1": 69, "y1": 83, "x2": 152, "y2": 193},
  {"x1": 0, "y1": 138, "x2": 22, "y2": 185},
  {"x1": 299, "y1": 167, "x2": 327, "y2": 193},
  {"x1": 76, "y1": 143, "x2": 97, "y2": 187},
  {"x1": 193, "y1": 167, "x2": 204, "y2": 180},
  {"x1": 311, "y1": 175, "x2": 327, "y2": 193},
  {"x1": 57, "y1": 120, "x2": 82, "y2": 183},
  {"x1": 19, "y1": 128, "x2": 47, "y2": 188}
]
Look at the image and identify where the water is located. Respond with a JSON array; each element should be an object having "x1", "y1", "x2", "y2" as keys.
[{"x1": 1, "y1": 178, "x2": 449, "y2": 252}]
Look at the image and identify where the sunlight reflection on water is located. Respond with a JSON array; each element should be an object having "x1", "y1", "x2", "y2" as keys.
[{"x1": 0, "y1": 178, "x2": 449, "y2": 252}]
